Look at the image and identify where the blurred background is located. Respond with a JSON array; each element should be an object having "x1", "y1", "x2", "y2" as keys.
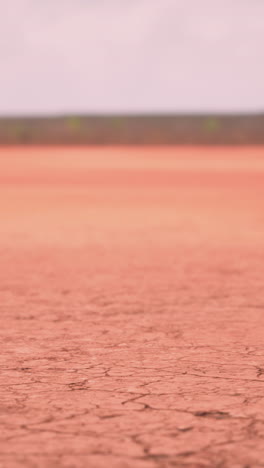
[{"x1": 1, "y1": 0, "x2": 264, "y2": 143}]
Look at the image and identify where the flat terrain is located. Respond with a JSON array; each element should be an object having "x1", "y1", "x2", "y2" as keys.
[{"x1": 1, "y1": 146, "x2": 264, "y2": 468}]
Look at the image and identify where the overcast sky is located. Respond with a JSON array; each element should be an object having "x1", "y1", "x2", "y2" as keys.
[{"x1": 1, "y1": 0, "x2": 264, "y2": 115}]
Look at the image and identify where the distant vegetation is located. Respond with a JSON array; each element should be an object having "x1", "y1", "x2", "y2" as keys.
[{"x1": 0, "y1": 114, "x2": 264, "y2": 145}]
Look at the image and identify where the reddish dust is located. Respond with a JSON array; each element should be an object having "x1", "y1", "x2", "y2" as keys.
[{"x1": 1, "y1": 146, "x2": 264, "y2": 468}]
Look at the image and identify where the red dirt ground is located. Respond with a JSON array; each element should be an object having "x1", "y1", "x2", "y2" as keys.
[{"x1": 1, "y1": 146, "x2": 264, "y2": 468}]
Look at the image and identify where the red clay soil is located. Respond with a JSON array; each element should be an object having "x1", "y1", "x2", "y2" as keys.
[{"x1": 1, "y1": 146, "x2": 264, "y2": 468}]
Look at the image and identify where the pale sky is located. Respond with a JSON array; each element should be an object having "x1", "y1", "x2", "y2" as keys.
[{"x1": 1, "y1": 0, "x2": 264, "y2": 115}]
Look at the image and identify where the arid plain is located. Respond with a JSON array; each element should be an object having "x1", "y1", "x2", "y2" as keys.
[{"x1": 1, "y1": 146, "x2": 264, "y2": 468}]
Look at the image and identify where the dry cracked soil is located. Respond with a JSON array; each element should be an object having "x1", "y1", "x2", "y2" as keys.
[{"x1": 1, "y1": 146, "x2": 264, "y2": 468}]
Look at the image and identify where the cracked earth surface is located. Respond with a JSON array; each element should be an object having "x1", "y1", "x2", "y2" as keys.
[{"x1": 1, "y1": 146, "x2": 264, "y2": 468}]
